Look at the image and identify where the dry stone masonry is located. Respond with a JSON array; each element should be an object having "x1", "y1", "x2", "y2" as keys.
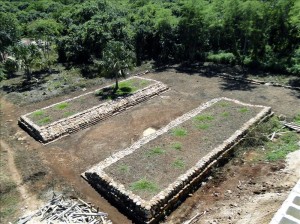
[
  {"x1": 82, "y1": 98, "x2": 272, "y2": 224},
  {"x1": 19, "y1": 76, "x2": 168, "y2": 143}
]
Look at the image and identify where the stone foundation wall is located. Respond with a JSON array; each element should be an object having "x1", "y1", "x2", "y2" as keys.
[
  {"x1": 19, "y1": 77, "x2": 168, "y2": 143},
  {"x1": 83, "y1": 98, "x2": 272, "y2": 223}
]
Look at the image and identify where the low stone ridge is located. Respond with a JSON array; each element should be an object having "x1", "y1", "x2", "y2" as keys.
[
  {"x1": 19, "y1": 77, "x2": 168, "y2": 143},
  {"x1": 82, "y1": 98, "x2": 272, "y2": 224}
]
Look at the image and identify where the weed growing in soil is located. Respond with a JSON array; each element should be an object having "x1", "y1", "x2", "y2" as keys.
[
  {"x1": 171, "y1": 142, "x2": 182, "y2": 150},
  {"x1": 197, "y1": 123, "x2": 210, "y2": 130},
  {"x1": 55, "y1": 102, "x2": 69, "y2": 110},
  {"x1": 172, "y1": 158, "x2": 185, "y2": 169},
  {"x1": 171, "y1": 128, "x2": 187, "y2": 137},
  {"x1": 118, "y1": 165, "x2": 130, "y2": 173},
  {"x1": 33, "y1": 110, "x2": 44, "y2": 117},
  {"x1": 222, "y1": 112, "x2": 230, "y2": 117},
  {"x1": 239, "y1": 107, "x2": 249, "y2": 113},
  {"x1": 294, "y1": 113, "x2": 300, "y2": 125},
  {"x1": 238, "y1": 116, "x2": 299, "y2": 162},
  {"x1": 218, "y1": 101, "x2": 229, "y2": 107},
  {"x1": 266, "y1": 132, "x2": 299, "y2": 161},
  {"x1": 194, "y1": 114, "x2": 214, "y2": 122},
  {"x1": 130, "y1": 178, "x2": 158, "y2": 192},
  {"x1": 147, "y1": 147, "x2": 165, "y2": 156},
  {"x1": 38, "y1": 117, "x2": 52, "y2": 125}
]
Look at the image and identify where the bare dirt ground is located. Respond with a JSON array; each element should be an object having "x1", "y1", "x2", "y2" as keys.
[
  {"x1": 0, "y1": 140, "x2": 42, "y2": 214},
  {"x1": 0, "y1": 68, "x2": 299, "y2": 223}
]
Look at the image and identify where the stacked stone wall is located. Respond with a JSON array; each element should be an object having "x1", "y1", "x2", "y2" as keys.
[
  {"x1": 19, "y1": 77, "x2": 168, "y2": 143},
  {"x1": 83, "y1": 98, "x2": 272, "y2": 223}
]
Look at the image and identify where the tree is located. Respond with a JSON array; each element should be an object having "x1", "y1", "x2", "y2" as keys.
[
  {"x1": 12, "y1": 43, "x2": 42, "y2": 80},
  {"x1": 0, "y1": 12, "x2": 20, "y2": 62},
  {"x1": 99, "y1": 41, "x2": 135, "y2": 91},
  {"x1": 27, "y1": 18, "x2": 62, "y2": 70}
]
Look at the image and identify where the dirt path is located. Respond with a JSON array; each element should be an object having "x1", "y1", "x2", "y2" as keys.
[{"x1": 0, "y1": 140, "x2": 42, "y2": 215}]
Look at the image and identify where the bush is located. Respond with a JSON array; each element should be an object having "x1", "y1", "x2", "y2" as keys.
[
  {"x1": 287, "y1": 47, "x2": 300, "y2": 75},
  {"x1": 4, "y1": 59, "x2": 18, "y2": 77},
  {"x1": 207, "y1": 52, "x2": 236, "y2": 64}
]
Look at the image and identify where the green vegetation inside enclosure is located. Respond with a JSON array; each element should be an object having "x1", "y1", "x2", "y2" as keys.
[
  {"x1": 197, "y1": 123, "x2": 210, "y2": 130},
  {"x1": 172, "y1": 158, "x2": 185, "y2": 169},
  {"x1": 37, "y1": 117, "x2": 52, "y2": 125},
  {"x1": 32, "y1": 110, "x2": 44, "y2": 117},
  {"x1": 171, "y1": 142, "x2": 182, "y2": 150},
  {"x1": 194, "y1": 114, "x2": 214, "y2": 122},
  {"x1": 222, "y1": 112, "x2": 230, "y2": 117},
  {"x1": 130, "y1": 178, "x2": 159, "y2": 192},
  {"x1": 171, "y1": 128, "x2": 188, "y2": 137},
  {"x1": 147, "y1": 147, "x2": 165, "y2": 156},
  {"x1": 95, "y1": 79, "x2": 148, "y2": 100},
  {"x1": 105, "y1": 100, "x2": 264, "y2": 200},
  {"x1": 27, "y1": 77, "x2": 153, "y2": 126},
  {"x1": 239, "y1": 107, "x2": 249, "y2": 113},
  {"x1": 55, "y1": 102, "x2": 69, "y2": 110},
  {"x1": 118, "y1": 164, "x2": 130, "y2": 173}
]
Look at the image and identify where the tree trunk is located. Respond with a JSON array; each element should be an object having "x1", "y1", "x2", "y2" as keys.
[{"x1": 114, "y1": 74, "x2": 119, "y2": 93}]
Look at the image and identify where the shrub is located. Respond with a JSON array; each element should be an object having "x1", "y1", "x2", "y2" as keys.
[{"x1": 207, "y1": 52, "x2": 236, "y2": 64}]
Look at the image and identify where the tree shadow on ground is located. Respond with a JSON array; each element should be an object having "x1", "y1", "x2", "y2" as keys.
[
  {"x1": 290, "y1": 89, "x2": 300, "y2": 99},
  {"x1": 288, "y1": 78, "x2": 300, "y2": 88},
  {"x1": 1, "y1": 70, "x2": 58, "y2": 93},
  {"x1": 219, "y1": 79, "x2": 257, "y2": 91},
  {"x1": 155, "y1": 63, "x2": 257, "y2": 91}
]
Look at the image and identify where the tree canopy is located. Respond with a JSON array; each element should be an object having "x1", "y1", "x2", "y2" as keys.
[{"x1": 0, "y1": 0, "x2": 299, "y2": 77}]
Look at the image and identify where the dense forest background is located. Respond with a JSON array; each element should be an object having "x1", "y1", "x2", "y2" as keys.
[{"x1": 0, "y1": 0, "x2": 299, "y2": 81}]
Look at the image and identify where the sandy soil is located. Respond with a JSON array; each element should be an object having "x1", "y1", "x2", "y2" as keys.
[{"x1": 0, "y1": 68, "x2": 299, "y2": 223}]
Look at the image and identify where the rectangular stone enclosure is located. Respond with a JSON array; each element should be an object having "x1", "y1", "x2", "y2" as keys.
[
  {"x1": 83, "y1": 98, "x2": 272, "y2": 223},
  {"x1": 19, "y1": 76, "x2": 168, "y2": 143}
]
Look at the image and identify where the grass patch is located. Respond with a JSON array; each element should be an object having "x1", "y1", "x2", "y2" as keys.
[
  {"x1": 32, "y1": 110, "x2": 44, "y2": 117},
  {"x1": 171, "y1": 142, "x2": 182, "y2": 150},
  {"x1": 239, "y1": 107, "x2": 249, "y2": 113},
  {"x1": 222, "y1": 112, "x2": 230, "y2": 117},
  {"x1": 55, "y1": 102, "x2": 69, "y2": 110},
  {"x1": 37, "y1": 117, "x2": 52, "y2": 125},
  {"x1": 266, "y1": 132, "x2": 299, "y2": 161},
  {"x1": 172, "y1": 158, "x2": 185, "y2": 169},
  {"x1": 171, "y1": 128, "x2": 187, "y2": 137},
  {"x1": 294, "y1": 113, "x2": 300, "y2": 125},
  {"x1": 0, "y1": 190, "x2": 19, "y2": 220},
  {"x1": 194, "y1": 114, "x2": 214, "y2": 122},
  {"x1": 130, "y1": 178, "x2": 158, "y2": 192},
  {"x1": 96, "y1": 79, "x2": 145, "y2": 100},
  {"x1": 147, "y1": 147, "x2": 165, "y2": 156},
  {"x1": 118, "y1": 164, "x2": 130, "y2": 173},
  {"x1": 218, "y1": 101, "x2": 230, "y2": 107},
  {"x1": 197, "y1": 123, "x2": 210, "y2": 130}
]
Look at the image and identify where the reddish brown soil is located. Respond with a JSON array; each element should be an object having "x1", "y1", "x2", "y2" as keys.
[{"x1": 1, "y1": 68, "x2": 299, "y2": 223}]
